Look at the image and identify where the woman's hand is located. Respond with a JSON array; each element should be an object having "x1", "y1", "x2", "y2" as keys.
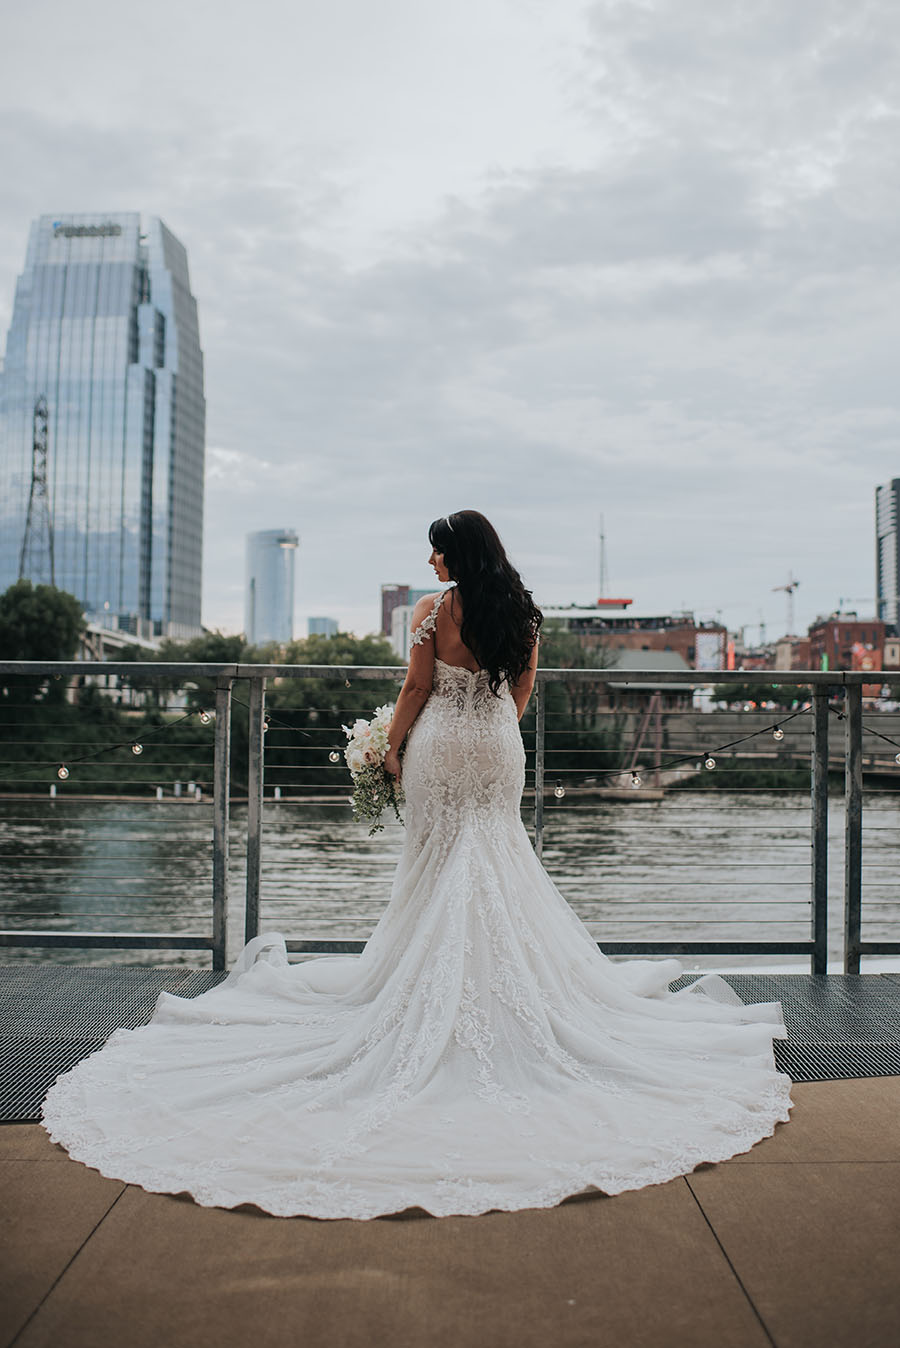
[{"x1": 383, "y1": 747, "x2": 402, "y2": 781}]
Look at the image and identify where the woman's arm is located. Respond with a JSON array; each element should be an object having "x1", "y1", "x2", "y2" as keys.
[
  {"x1": 509, "y1": 639, "x2": 539, "y2": 721},
  {"x1": 383, "y1": 594, "x2": 440, "y2": 779}
]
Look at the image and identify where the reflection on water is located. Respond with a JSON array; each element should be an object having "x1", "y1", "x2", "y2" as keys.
[{"x1": 1, "y1": 792, "x2": 898, "y2": 971}]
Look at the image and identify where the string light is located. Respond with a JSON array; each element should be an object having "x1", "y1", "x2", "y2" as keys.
[
  {"x1": 12, "y1": 680, "x2": 849, "y2": 792},
  {"x1": 896, "y1": 753, "x2": 900, "y2": 765}
]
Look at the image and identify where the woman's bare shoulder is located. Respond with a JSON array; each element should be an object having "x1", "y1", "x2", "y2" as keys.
[{"x1": 411, "y1": 591, "x2": 443, "y2": 617}]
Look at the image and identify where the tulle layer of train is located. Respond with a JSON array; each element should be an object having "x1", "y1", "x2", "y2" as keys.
[{"x1": 42, "y1": 810, "x2": 793, "y2": 1219}]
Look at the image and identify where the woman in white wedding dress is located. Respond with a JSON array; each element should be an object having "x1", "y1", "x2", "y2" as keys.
[{"x1": 43, "y1": 510, "x2": 792, "y2": 1219}]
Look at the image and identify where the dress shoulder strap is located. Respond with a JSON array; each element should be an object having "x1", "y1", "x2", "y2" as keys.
[{"x1": 409, "y1": 589, "x2": 450, "y2": 649}]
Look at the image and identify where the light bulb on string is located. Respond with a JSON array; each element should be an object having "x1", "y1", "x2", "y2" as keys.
[
  {"x1": 262, "y1": 719, "x2": 270, "y2": 734},
  {"x1": 895, "y1": 752, "x2": 900, "y2": 765},
  {"x1": 553, "y1": 781, "x2": 566, "y2": 799},
  {"x1": 345, "y1": 679, "x2": 351, "y2": 688},
  {"x1": 199, "y1": 710, "x2": 211, "y2": 724},
  {"x1": 328, "y1": 750, "x2": 341, "y2": 763},
  {"x1": 631, "y1": 773, "x2": 642, "y2": 789},
  {"x1": 773, "y1": 727, "x2": 785, "y2": 742},
  {"x1": 704, "y1": 756, "x2": 716, "y2": 771},
  {"x1": 131, "y1": 743, "x2": 143, "y2": 755},
  {"x1": 57, "y1": 765, "x2": 69, "y2": 780}
]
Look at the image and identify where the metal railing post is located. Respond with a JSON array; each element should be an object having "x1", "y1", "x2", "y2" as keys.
[
  {"x1": 534, "y1": 679, "x2": 545, "y2": 860},
  {"x1": 212, "y1": 677, "x2": 233, "y2": 971},
  {"x1": 810, "y1": 688, "x2": 829, "y2": 974},
  {"x1": 843, "y1": 682, "x2": 863, "y2": 974},
  {"x1": 245, "y1": 675, "x2": 266, "y2": 943}
]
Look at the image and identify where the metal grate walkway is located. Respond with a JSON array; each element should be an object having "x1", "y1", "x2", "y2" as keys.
[
  {"x1": 1, "y1": 967, "x2": 899, "y2": 1123},
  {"x1": 0, "y1": 966, "x2": 226, "y2": 1122}
]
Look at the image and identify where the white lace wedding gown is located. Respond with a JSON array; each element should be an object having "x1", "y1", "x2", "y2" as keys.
[{"x1": 43, "y1": 595, "x2": 792, "y2": 1218}]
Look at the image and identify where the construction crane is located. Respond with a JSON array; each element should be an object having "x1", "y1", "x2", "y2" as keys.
[
  {"x1": 18, "y1": 395, "x2": 55, "y2": 586},
  {"x1": 773, "y1": 572, "x2": 800, "y2": 637}
]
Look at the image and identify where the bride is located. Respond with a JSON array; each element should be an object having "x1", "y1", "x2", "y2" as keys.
[{"x1": 43, "y1": 510, "x2": 792, "y2": 1219}]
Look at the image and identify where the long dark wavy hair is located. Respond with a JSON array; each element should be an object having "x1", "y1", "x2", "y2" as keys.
[{"x1": 428, "y1": 510, "x2": 542, "y2": 695}]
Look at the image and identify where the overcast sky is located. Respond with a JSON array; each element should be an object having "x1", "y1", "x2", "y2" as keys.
[{"x1": 2, "y1": 0, "x2": 898, "y2": 640}]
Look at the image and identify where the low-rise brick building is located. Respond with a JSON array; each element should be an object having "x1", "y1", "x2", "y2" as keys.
[
  {"x1": 541, "y1": 601, "x2": 727, "y2": 670},
  {"x1": 808, "y1": 613, "x2": 885, "y2": 672}
]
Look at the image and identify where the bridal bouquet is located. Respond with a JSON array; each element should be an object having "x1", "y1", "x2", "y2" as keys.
[{"x1": 342, "y1": 704, "x2": 404, "y2": 834}]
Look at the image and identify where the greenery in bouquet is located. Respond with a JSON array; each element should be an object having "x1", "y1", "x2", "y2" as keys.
[{"x1": 342, "y1": 705, "x2": 404, "y2": 834}]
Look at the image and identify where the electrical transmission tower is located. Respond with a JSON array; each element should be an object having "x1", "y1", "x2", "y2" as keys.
[{"x1": 18, "y1": 394, "x2": 55, "y2": 586}]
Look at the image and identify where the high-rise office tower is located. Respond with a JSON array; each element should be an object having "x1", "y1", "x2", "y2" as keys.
[
  {"x1": 245, "y1": 528, "x2": 299, "y2": 645},
  {"x1": 0, "y1": 214, "x2": 205, "y2": 637},
  {"x1": 876, "y1": 478, "x2": 900, "y2": 632},
  {"x1": 308, "y1": 617, "x2": 338, "y2": 637},
  {"x1": 380, "y1": 584, "x2": 432, "y2": 635}
]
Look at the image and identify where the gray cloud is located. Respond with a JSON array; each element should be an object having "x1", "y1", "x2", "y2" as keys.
[{"x1": 1, "y1": 0, "x2": 898, "y2": 637}]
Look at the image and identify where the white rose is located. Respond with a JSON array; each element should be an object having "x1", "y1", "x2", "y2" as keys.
[
  {"x1": 362, "y1": 746, "x2": 379, "y2": 766},
  {"x1": 347, "y1": 749, "x2": 366, "y2": 774}
]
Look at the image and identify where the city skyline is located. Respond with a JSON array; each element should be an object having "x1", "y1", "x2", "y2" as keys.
[
  {"x1": 1, "y1": 3, "x2": 898, "y2": 639},
  {"x1": 0, "y1": 213, "x2": 205, "y2": 637}
]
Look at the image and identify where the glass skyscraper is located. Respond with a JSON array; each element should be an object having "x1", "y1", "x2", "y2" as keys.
[
  {"x1": 876, "y1": 478, "x2": 900, "y2": 632},
  {"x1": 308, "y1": 617, "x2": 338, "y2": 637},
  {"x1": 0, "y1": 213, "x2": 205, "y2": 636},
  {"x1": 245, "y1": 528, "x2": 299, "y2": 645}
]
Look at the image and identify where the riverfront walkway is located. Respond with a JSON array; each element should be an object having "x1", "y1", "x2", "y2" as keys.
[
  {"x1": 2, "y1": 1076, "x2": 899, "y2": 1348},
  {"x1": 2, "y1": 969, "x2": 900, "y2": 1346}
]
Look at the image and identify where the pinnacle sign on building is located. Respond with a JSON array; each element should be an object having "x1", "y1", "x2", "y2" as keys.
[{"x1": 52, "y1": 222, "x2": 123, "y2": 238}]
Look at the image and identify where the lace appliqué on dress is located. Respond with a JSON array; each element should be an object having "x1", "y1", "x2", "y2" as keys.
[{"x1": 409, "y1": 589, "x2": 448, "y2": 650}]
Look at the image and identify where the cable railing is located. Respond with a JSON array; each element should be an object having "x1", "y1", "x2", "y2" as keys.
[{"x1": 0, "y1": 661, "x2": 898, "y2": 973}]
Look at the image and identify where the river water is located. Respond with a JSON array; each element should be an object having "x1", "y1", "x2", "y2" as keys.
[{"x1": 1, "y1": 792, "x2": 898, "y2": 972}]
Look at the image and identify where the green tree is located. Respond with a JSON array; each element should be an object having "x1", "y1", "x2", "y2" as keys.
[
  {"x1": 519, "y1": 621, "x2": 623, "y2": 788},
  {"x1": 0, "y1": 580, "x2": 86, "y2": 704},
  {"x1": 262, "y1": 631, "x2": 401, "y2": 797},
  {"x1": 0, "y1": 579, "x2": 85, "y2": 661}
]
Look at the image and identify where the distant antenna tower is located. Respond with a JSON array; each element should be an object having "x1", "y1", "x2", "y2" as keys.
[
  {"x1": 598, "y1": 515, "x2": 608, "y2": 598},
  {"x1": 18, "y1": 395, "x2": 55, "y2": 586},
  {"x1": 772, "y1": 571, "x2": 800, "y2": 636}
]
